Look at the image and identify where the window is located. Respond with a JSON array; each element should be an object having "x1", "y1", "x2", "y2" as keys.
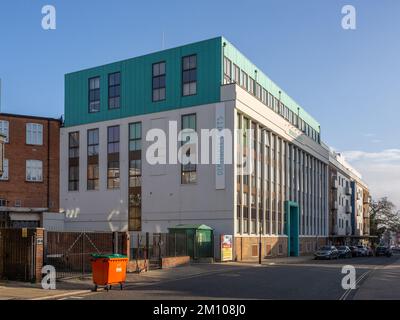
[
  {"x1": 0, "y1": 120, "x2": 9, "y2": 142},
  {"x1": 232, "y1": 64, "x2": 240, "y2": 84},
  {"x1": 262, "y1": 89, "x2": 267, "y2": 105},
  {"x1": 241, "y1": 71, "x2": 248, "y2": 90},
  {"x1": 0, "y1": 159, "x2": 8, "y2": 180},
  {"x1": 68, "y1": 132, "x2": 79, "y2": 191},
  {"x1": 26, "y1": 123, "x2": 43, "y2": 145},
  {"x1": 181, "y1": 114, "x2": 197, "y2": 184},
  {"x1": 152, "y1": 62, "x2": 166, "y2": 102},
  {"x1": 249, "y1": 77, "x2": 255, "y2": 95},
  {"x1": 87, "y1": 129, "x2": 99, "y2": 190},
  {"x1": 129, "y1": 122, "x2": 142, "y2": 188},
  {"x1": 223, "y1": 57, "x2": 232, "y2": 84},
  {"x1": 251, "y1": 244, "x2": 258, "y2": 257},
  {"x1": 129, "y1": 122, "x2": 142, "y2": 231},
  {"x1": 182, "y1": 55, "x2": 197, "y2": 96},
  {"x1": 26, "y1": 160, "x2": 42, "y2": 182},
  {"x1": 256, "y1": 83, "x2": 261, "y2": 100},
  {"x1": 107, "y1": 126, "x2": 120, "y2": 189},
  {"x1": 268, "y1": 92, "x2": 273, "y2": 108},
  {"x1": 89, "y1": 77, "x2": 100, "y2": 113},
  {"x1": 108, "y1": 72, "x2": 120, "y2": 109}
]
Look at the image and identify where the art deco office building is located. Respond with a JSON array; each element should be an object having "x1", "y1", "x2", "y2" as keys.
[{"x1": 59, "y1": 37, "x2": 334, "y2": 260}]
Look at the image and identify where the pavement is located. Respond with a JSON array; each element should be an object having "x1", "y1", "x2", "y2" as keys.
[{"x1": 0, "y1": 255, "x2": 399, "y2": 300}]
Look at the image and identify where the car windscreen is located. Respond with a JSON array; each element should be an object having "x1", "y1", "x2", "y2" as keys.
[
  {"x1": 320, "y1": 246, "x2": 332, "y2": 251},
  {"x1": 337, "y1": 246, "x2": 347, "y2": 250}
]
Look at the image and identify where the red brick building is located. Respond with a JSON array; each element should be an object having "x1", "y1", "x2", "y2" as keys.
[{"x1": 0, "y1": 113, "x2": 61, "y2": 228}]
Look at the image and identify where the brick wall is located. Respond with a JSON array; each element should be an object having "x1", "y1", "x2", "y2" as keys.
[
  {"x1": 299, "y1": 237, "x2": 328, "y2": 256},
  {"x1": 127, "y1": 259, "x2": 148, "y2": 273},
  {"x1": 0, "y1": 115, "x2": 60, "y2": 212},
  {"x1": 161, "y1": 256, "x2": 190, "y2": 269},
  {"x1": 34, "y1": 228, "x2": 44, "y2": 283},
  {"x1": 234, "y1": 236, "x2": 288, "y2": 261}
]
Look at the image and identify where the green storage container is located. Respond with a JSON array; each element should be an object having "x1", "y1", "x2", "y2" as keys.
[{"x1": 168, "y1": 224, "x2": 214, "y2": 260}]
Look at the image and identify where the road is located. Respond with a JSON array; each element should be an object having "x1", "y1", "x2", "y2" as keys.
[{"x1": 60, "y1": 255, "x2": 399, "y2": 300}]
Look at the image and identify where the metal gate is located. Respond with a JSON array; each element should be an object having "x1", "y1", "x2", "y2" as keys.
[
  {"x1": 45, "y1": 231, "x2": 124, "y2": 279},
  {"x1": 0, "y1": 228, "x2": 37, "y2": 282},
  {"x1": 131, "y1": 233, "x2": 188, "y2": 270}
]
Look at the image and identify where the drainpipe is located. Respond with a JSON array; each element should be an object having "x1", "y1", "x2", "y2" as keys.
[
  {"x1": 222, "y1": 41, "x2": 227, "y2": 86},
  {"x1": 47, "y1": 120, "x2": 50, "y2": 212}
]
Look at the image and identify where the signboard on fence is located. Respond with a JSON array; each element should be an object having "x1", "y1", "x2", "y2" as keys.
[{"x1": 220, "y1": 235, "x2": 233, "y2": 262}]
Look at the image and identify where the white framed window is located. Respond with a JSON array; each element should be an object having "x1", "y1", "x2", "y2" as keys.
[
  {"x1": 0, "y1": 159, "x2": 8, "y2": 180},
  {"x1": 26, "y1": 123, "x2": 43, "y2": 145},
  {"x1": 26, "y1": 160, "x2": 43, "y2": 182},
  {"x1": 0, "y1": 120, "x2": 9, "y2": 142}
]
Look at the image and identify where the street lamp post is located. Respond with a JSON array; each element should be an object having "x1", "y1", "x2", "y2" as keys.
[{"x1": 259, "y1": 223, "x2": 262, "y2": 265}]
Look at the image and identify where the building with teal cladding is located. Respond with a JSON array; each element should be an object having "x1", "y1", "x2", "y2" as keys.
[
  {"x1": 64, "y1": 36, "x2": 320, "y2": 139},
  {"x1": 59, "y1": 36, "x2": 332, "y2": 260}
]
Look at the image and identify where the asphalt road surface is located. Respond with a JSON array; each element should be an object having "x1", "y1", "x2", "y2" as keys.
[{"x1": 61, "y1": 255, "x2": 399, "y2": 300}]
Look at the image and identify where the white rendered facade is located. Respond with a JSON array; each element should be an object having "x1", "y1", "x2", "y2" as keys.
[{"x1": 59, "y1": 84, "x2": 330, "y2": 258}]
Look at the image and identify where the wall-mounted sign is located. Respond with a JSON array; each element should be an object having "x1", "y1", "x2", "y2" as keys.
[
  {"x1": 37, "y1": 237, "x2": 44, "y2": 245},
  {"x1": 220, "y1": 235, "x2": 233, "y2": 262},
  {"x1": 22, "y1": 228, "x2": 28, "y2": 238}
]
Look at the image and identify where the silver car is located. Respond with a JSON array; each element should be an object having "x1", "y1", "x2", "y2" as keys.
[{"x1": 314, "y1": 246, "x2": 339, "y2": 260}]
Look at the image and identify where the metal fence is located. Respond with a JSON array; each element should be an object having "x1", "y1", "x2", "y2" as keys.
[
  {"x1": 130, "y1": 233, "x2": 188, "y2": 269},
  {"x1": 45, "y1": 231, "x2": 126, "y2": 279},
  {"x1": 0, "y1": 228, "x2": 37, "y2": 282}
]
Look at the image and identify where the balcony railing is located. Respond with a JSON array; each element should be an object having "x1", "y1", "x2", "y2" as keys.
[
  {"x1": 345, "y1": 204, "x2": 352, "y2": 214},
  {"x1": 345, "y1": 186, "x2": 352, "y2": 196}
]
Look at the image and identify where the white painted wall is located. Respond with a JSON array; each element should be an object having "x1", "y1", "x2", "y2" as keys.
[{"x1": 60, "y1": 102, "x2": 235, "y2": 236}]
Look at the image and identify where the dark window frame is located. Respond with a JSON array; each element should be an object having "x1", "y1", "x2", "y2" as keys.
[
  {"x1": 68, "y1": 131, "x2": 79, "y2": 191},
  {"x1": 87, "y1": 128, "x2": 99, "y2": 191},
  {"x1": 107, "y1": 125, "x2": 120, "y2": 189},
  {"x1": 88, "y1": 76, "x2": 100, "y2": 113},
  {"x1": 182, "y1": 54, "x2": 197, "y2": 97},
  {"x1": 152, "y1": 61, "x2": 166, "y2": 102},
  {"x1": 129, "y1": 122, "x2": 142, "y2": 231},
  {"x1": 181, "y1": 113, "x2": 197, "y2": 184},
  {"x1": 108, "y1": 72, "x2": 121, "y2": 109}
]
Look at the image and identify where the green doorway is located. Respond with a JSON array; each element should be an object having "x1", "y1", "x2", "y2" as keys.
[{"x1": 284, "y1": 201, "x2": 300, "y2": 257}]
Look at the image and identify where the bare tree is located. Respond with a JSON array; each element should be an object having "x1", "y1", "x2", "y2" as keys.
[{"x1": 370, "y1": 197, "x2": 400, "y2": 240}]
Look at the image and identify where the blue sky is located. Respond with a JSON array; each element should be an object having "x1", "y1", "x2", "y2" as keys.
[{"x1": 0, "y1": 0, "x2": 399, "y2": 204}]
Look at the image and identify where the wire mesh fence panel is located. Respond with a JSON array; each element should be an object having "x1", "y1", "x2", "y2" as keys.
[
  {"x1": 45, "y1": 231, "x2": 125, "y2": 279},
  {"x1": 129, "y1": 232, "x2": 189, "y2": 265}
]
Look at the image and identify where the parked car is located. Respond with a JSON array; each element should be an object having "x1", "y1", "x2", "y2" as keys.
[
  {"x1": 392, "y1": 247, "x2": 400, "y2": 254},
  {"x1": 365, "y1": 246, "x2": 374, "y2": 257},
  {"x1": 314, "y1": 246, "x2": 339, "y2": 260},
  {"x1": 376, "y1": 246, "x2": 392, "y2": 257},
  {"x1": 356, "y1": 245, "x2": 368, "y2": 257},
  {"x1": 349, "y1": 246, "x2": 359, "y2": 257},
  {"x1": 337, "y1": 246, "x2": 352, "y2": 258}
]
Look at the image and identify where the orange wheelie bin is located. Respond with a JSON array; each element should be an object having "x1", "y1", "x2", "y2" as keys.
[{"x1": 91, "y1": 254, "x2": 128, "y2": 291}]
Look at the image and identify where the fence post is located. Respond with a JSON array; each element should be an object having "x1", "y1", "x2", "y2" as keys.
[
  {"x1": 174, "y1": 233, "x2": 177, "y2": 257},
  {"x1": 34, "y1": 228, "x2": 44, "y2": 283},
  {"x1": 113, "y1": 232, "x2": 118, "y2": 254},
  {"x1": 125, "y1": 232, "x2": 130, "y2": 260},
  {"x1": 145, "y1": 232, "x2": 149, "y2": 271}
]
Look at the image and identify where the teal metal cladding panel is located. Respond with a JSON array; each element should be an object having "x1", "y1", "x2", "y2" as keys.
[
  {"x1": 64, "y1": 37, "x2": 223, "y2": 127},
  {"x1": 222, "y1": 37, "x2": 320, "y2": 132}
]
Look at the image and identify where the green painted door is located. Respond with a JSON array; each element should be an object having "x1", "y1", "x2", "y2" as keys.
[{"x1": 285, "y1": 201, "x2": 300, "y2": 257}]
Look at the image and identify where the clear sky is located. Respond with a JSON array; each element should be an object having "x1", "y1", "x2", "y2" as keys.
[{"x1": 0, "y1": 0, "x2": 399, "y2": 206}]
